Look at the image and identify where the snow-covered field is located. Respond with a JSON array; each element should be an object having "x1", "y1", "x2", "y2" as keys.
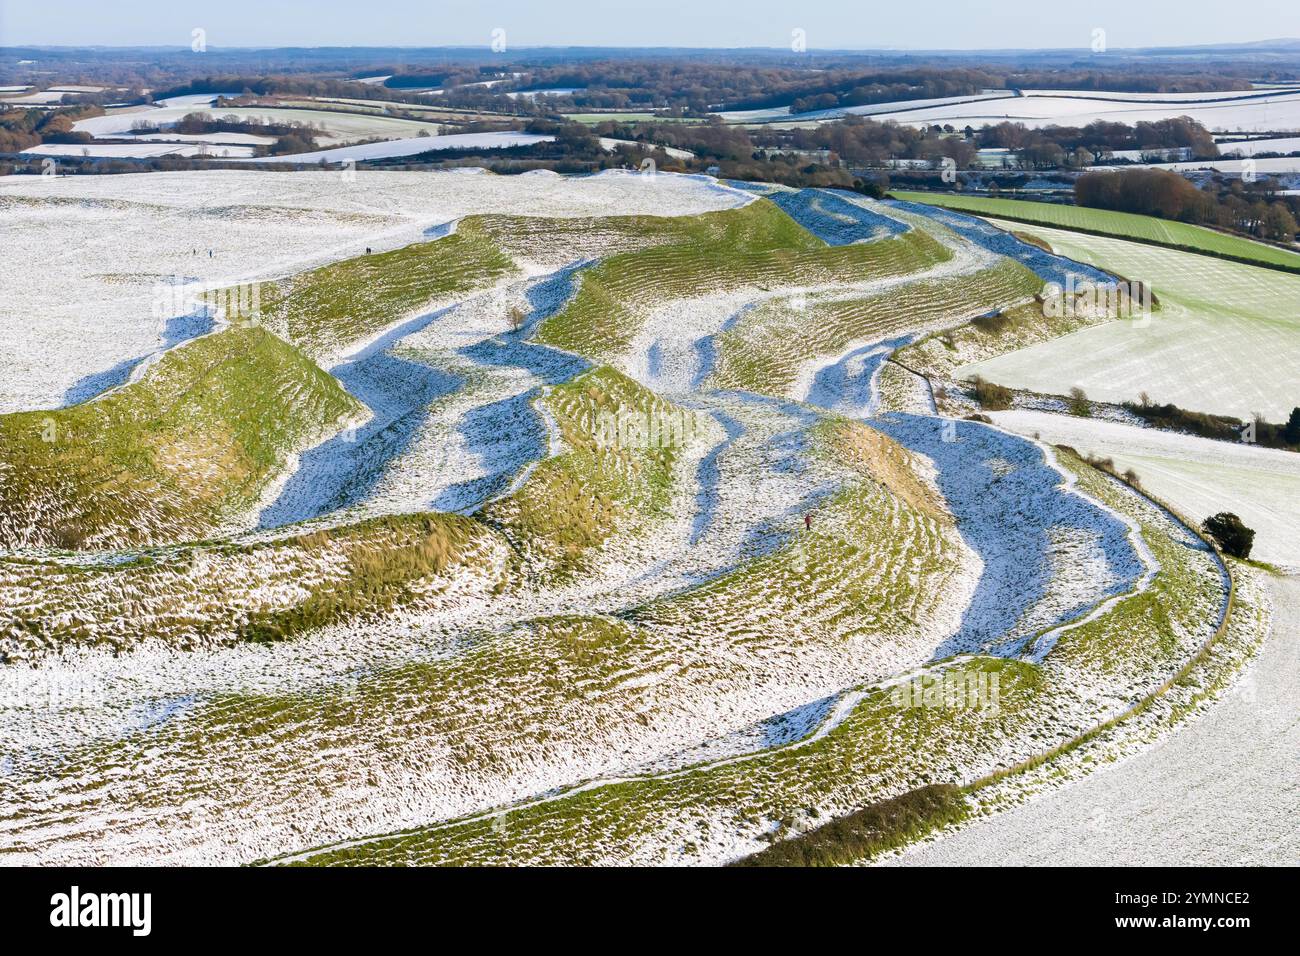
[
  {"x1": 22, "y1": 142, "x2": 258, "y2": 159},
  {"x1": 74, "y1": 103, "x2": 445, "y2": 143},
  {"x1": 1153, "y1": 155, "x2": 1300, "y2": 175},
  {"x1": 1215, "y1": 135, "x2": 1300, "y2": 157},
  {"x1": 889, "y1": 571, "x2": 1297, "y2": 866},
  {"x1": 0, "y1": 170, "x2": 1255, "y2": 866},
  {"x1": 959, "y1": 219, "x2": 1300, "y2": 421},
  {"x1": 990, "y1": 410, "x2": 1300, "y2": 570},
  {"x1": 735, "y1": 87, "x2": 1300, "y2": 132},
  {"x1": 238, "y1": 131, "x2": 553, "y2": 164},
  {"x1": 599, "y1": 137, "x2": 694, "y2": 159},
  {"x1": 0, "y1": 169, "x2": 749, "y2": 413}
]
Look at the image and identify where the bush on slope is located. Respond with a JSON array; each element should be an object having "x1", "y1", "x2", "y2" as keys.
[{"x1": 0, "y1": 326, "x2": 361, "y2": 551}]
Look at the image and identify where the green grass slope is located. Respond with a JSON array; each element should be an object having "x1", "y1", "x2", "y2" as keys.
[
  {"x1": 0, "y1": 326, "x2": 361, "y2": 551},
  {"x1": 262, "y1": 220, "x2": 518, "y2": 359},
  {"x1": 711, "y1": 258, "x2": 1041, "y2": 397},
  {"x1": 491, "y1": 199, "x2": 951, "y2": 361},
  {"x1": 480, "y1": 365, "x2": 706, "y2": 578}
]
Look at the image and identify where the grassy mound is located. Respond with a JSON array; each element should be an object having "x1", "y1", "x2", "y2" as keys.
[
  {"x1": 1, "y1": 512, "x2": 497, "y2": 658},
  {"x1": 894, "y1": 295, "x2": 1110, "y2": 381},
  {"x1": 262, "y1": 220, "x2": 517, "y2": 359},
  {"x1": 480, "y1": 365, "x2": 705, "y2": 577},
  {"x1": 711, "y1": 258, "x2": 1040, "y2": 396},
  {"x1": 267, "y1": 448, "x2": 1227, "y2": 867},
  {"x1": 0, "y1": 326, "x2": 360, "y2": 551},
  {"x1": 502, "y1": 199, "x2": 950, "y2": 361},
  {"x1": 732, "y1": 784, "x2": 968, "y2": 866}
]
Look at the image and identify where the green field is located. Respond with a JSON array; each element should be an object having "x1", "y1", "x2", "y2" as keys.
[
  {"x1": 892, "y1": 191, "x2": 1300, "y2": 273},
  {"x1": 960, "y1": 220, "x2": 1300, "y2": 420}
]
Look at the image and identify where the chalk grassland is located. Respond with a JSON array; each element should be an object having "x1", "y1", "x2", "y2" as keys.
[
  {"x1": 0, "y1": 177, "x2": 1249, "y2": 867},
  {"x1": 516, "y1": 199, "x2": 952, "y2": 360},
  {"x1": 0, "y1": 169, "x2": 749, "y2": 413},
  {"x1": 955, "y1": 221, "x2": 1300, "y2": 421},
  {"x1": 890, "y1": 191, "x2": 1300, "y2": 273},
  {"x1": 710, "y1": 259, "x2": 1041, "y2": 398},
  {"x1": 269, "y1": 450, "x2": 1229, "y2": 866},
  {"x1": 892, "y1": 286, "x2": 1152, "y2": 384},
  {"x1": 0, "y1": 408, "x2": 977, "y2": 865},
  {"x1": 0, "y1": 365, "x2": 700, "y2": 658},
  {"x1": 0, "y1": 512, "x2": 500, "y2": 659},
  {"x1": 479, "y1": 366, "x2": 700, "y2": 579},
  {"x1": 0, "y1": 326, "x2": 361, "y2": 552},
  {"x1": 260, "y1": 220, "x2": 518, "y2": 360}
]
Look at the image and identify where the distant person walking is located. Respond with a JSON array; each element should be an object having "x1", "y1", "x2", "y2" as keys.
[{"x1": 804, "y1": 513, "x2": 813, "y2": 531}]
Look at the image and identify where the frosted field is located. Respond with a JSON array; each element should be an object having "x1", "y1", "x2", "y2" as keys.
[
  {"x1": 0, "y1": 87, "x2": 104, "y2": 105},
  {"x1": 1215, "y1": 135, "x2": 1300, "y2": 156},
  {"x1": 599, "y1": 137, "x2": 694, "y2": 159},
  {"x1": 717, "y1": 87, "x2": 1300, "y2": 131},
  {"x1": 747, "y1": 88, "x2": 1300, "y2": 132},
  {"x1": 0, "y1": 169, "x2": 750, "y2": 413},
  {"x1": 717, "y1": 91, "x2": 1017, "y2": 125},
  {"x1": 1155, "y1": 156, "x2": 1300, "y2": 175},
  {"x1": 22, "y1": 142, "x2": 258, "y2": 159},
  {"x1": 75, "y1": 104, "x2": 446, "y2": 143},
  {"x1": 132, "y1": 131, "x2": 277, "y2": 145},
  {"x1": 239, "y1": 131, "x2": 553, "y2": 164},
  {"x1": 891, "y1": 572, "x2": 1298, "y2": 866},
  {"x1": 0, "y1": 171, "x2": 1260, "y2": 865},
  {"x1": 991, "y1": 410, "x2": 1300, "y2": 570},
  {"x1": 960, "y1": 219, "x2": 1300, "y2": 421}
]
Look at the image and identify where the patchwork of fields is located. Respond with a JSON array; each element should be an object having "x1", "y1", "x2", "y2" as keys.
[{"x1": 0, "y1": 169, "x2": 1267, "y2": 866}]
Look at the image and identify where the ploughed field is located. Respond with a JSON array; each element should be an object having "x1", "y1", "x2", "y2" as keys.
[{"x1": 0, "y1": 171, "x2": 1259, "y2": 865}]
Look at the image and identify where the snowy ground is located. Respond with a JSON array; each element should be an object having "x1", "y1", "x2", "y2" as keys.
[
  {"x1": 991, "y1": 410, "x2": 1300, "y2": 570},
  {"x1": 0, "y1": 173, "x2": 1251, "y2": 865},
  {"x1": 959, "y1": 220, "x2": 1300, "y2": 421},
  {"x1": 888, "y1": 573, "x2": 1299, "y2": 866},
  {"x1": 23, "y1": 142, "x2": 258, "y2": 159},
  {"x1": 1214, "y1": 135, "x2": 1300, "y2": 157},
  {"x1": 239, "y1": 132, "x2": 554, "y2": 164},
  {"x1": 73, "y1": 103, "x2": 443, "y2": 142},
  {"x1": 720, "y1": 87, "x2": 1300, "y2": 133},
  {"x1": 868, "y1": 414, "x2": 1146, "y2": 657},
  {"x1": 258, "y1": 266, "x2": 591, "y2": 528},
  {"x1": 0, "y1": 169, "x2": 749, "y2": 413},
  {"x1": 804, "y1": 88, "x2": 1300, "y2": 133}
]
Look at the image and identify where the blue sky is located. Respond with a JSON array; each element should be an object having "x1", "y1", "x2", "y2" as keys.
[{"x1": 1, "y1": 0, "x2": 1296, "y2": 50}]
